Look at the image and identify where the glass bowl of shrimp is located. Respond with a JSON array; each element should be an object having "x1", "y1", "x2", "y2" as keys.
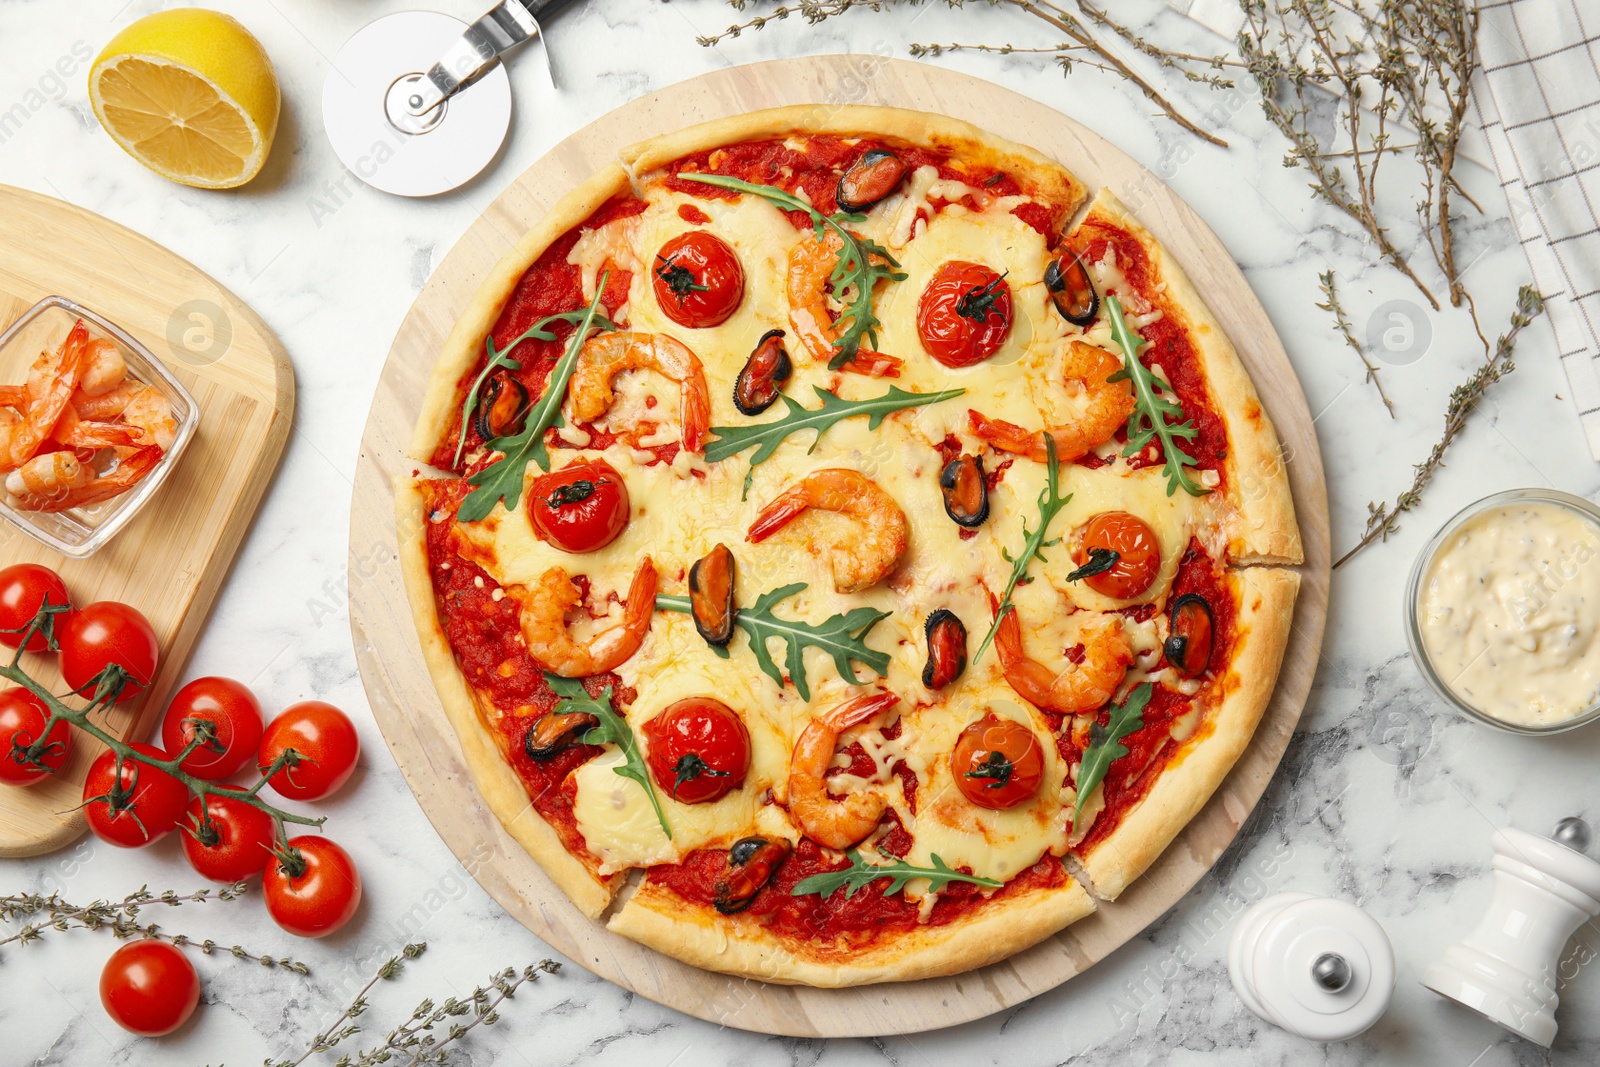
[{"x1": 0, "y1": 297, "x2": 197, "y2": 558}]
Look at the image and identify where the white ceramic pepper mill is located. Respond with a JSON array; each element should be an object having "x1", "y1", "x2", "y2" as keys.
[
  {"x1": 1228, "y1": 892, "x2": 1396, "y2": 1040},
  {"x1": 1421, "y1": 818, "x2": 1600, "y2": 1047}
]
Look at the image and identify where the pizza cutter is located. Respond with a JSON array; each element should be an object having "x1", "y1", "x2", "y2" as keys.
[{"x1": 322, "y1": 0, "x2": 571, "y2": 197}]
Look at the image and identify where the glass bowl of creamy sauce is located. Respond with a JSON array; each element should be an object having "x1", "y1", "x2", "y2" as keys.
[{"x1": 1406, "y1": 488, "x2": 1600, "y2": 733}]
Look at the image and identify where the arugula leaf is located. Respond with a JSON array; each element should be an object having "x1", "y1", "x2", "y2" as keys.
[
  {"x1": 1104, "y1": 295, "x2": 1208, "y2": 498},
  {"x1": 1066, "y1": 547, "x2": 1119, "y2": 583},
  {"x1": 704, "y1": 384, "x2": 964, "y2": 496},
  {"x1": 790, "y1": 848, "x2": 1002, "y2": 899},
  {"x1": 972, "y1": 436, "x2": 1073, "y2": 661},
  {"x1": 675, "y1": 172, "x2": 906, "y2": 368},
  {"x1": 458, "y1": 282, "x2": 615, "y2": 523},
  {"x1": 1071, "y1": 682, "x2": 1153, "y2": 831},
  {"x1": 656, "y1": 582, "x2": 891, "y2": 701},
  {"x1": 452, "y1": 307, "x2": 614, "y2": 468},
  {"x1": 545, "y1": 672, "x2": 671, "y2": 840}
]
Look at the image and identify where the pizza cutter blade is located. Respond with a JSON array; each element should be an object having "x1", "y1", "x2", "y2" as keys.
[{"x1": 321, "y1": 0, "x2": 563, "y2": 198}]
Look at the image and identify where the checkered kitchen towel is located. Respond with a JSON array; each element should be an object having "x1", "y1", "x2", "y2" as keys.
[
  {"x1": 1171, "y1": 0, "x2": 1600, "y2": 458},
  {"x1": 1475, "y1": 0, "x2": 1600, "y2": 460}
]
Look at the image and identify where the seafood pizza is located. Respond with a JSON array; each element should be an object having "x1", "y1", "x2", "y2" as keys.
[{"x1": 396, "y1": 106, "x2": 1301, "y2": 986}]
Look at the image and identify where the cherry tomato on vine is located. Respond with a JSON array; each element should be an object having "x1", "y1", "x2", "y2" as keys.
[
  {"x1": 0, "y1": 688, "x2": 69, "y2": 786},
  {"x1": 651, "y1": 230, "x2": 745, "y2": 329},
  {"x1": 916, "y1": 261, "x2": 1013, "y2": 368},
  {"x1": 161, "y1": 677, "x2": 263, "y2": 780},
  {"x1": 82, "y1": 743, "x2": 188, "y2": 847},
  {"x1": 951, "y1": 713, "x2": 1045, "y2": 811},
  {"x1": 100, "y1": 939, "x2": 200, "y2": 1037},
  {"x1": 258, "y1": 701, "x2": 360, "y2": 801},
  {"x1": 643, "y1": 697, "x2": 750, "y2": 804},
  {"x1": 59, "y1": 601, "x2": 159, "y2": 703},
  {"x1": 1073, "y1": 511, "x2": 1162, "y2": 601},
  {"x1": 526, "y1": 458, "x2": 630, "y2": 554},
  {"x1": 182, "y1": 788, "x2": 275, "y2": 882},
  {"x1": 263, "y1": 836, "x2": 362, "y2": 938},
  {"x1": 0, "y1": 563, "x2": 71, "y2": 653}
]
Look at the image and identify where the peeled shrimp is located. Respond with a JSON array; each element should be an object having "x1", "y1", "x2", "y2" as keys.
[
  {"x1": 6, "y1": 446, "x2": 162, "y2": 513},
  {"x1": 788, "y1": 692, "x2": 901, "y2": 849},
  {"x1": 969, "y1": 340, "x2": 1135, "y2": 463},
  {"x1": 516, "y1": 558, "x2": 658, "y2": 677},
  {"x1": 993, "y1": 604, "x2": 1133, "y2": 716},
  {"x1": 79, "y1": 338, "x2": 127, "y2": 397},
  {"x1": 786, "y1": 232, "x2": 902, "y2": 377},
  {"x1": 67, "y1": 381, "x2": 176, "y2": 450},
  {"x1": 746, "y1": 468, "x2": 908, "y2": 593},
  {"x1": 49, "y1": 407, "x2": 140, "y2": 450},
  {"x1": 567, "y1": 332, "x2": 710, "y2": 453},
  {"x1": 0, "y1": 323, "x2": 86, "y2": 470}
]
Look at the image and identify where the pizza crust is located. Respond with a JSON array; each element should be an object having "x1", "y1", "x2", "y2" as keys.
[
  {"x1": 408, "y1": 163, "x2": 634, "y2": 464},
  {"x1": 394, "y1": 475, "x2": 619, "y2": 919},
  {"x1": 1071, "y1": 191, "x2": 1303, "y2": 567},
  {"x1": 1078, "y1": 566, "x2": 1300, "y2": 900},
  {"x1": 607, "y1": 874, "x2": 1095, "y2": 987},
  {"x1": 620, "y1": 104, "x2": 1087, "y2": 221}
]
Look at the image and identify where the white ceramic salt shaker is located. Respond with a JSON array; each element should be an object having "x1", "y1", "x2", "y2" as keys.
[
  {"x1": 1421, "y1": 818, "x2": 1600, "y2": 1047},
  {"x1": 1228, "y1": 891, "x2": 1396, "y2": 1041}
]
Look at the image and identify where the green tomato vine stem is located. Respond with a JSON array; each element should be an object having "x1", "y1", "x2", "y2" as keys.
[{"x1": 2, "y1": 608, "x2": 323, "y2": 850}]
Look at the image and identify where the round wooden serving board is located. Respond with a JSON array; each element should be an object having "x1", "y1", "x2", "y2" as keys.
[{"x1": 348, "y1": 55, "x2": 1330, "y2": 1037}]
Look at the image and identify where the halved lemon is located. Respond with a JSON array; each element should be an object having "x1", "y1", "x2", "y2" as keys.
[{"x1": 88, "y1": 9, "x2": 280, "y2": 190}]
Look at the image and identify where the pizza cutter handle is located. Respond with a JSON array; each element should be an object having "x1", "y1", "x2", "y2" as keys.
[{"x1": 408, "y1": 0, "x2": 574, "y2": 117}]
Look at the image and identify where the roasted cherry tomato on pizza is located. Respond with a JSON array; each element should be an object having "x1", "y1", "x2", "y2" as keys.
[
  {"x1": 1073, "y1": 511, "x2": 1162, "y2": 600},
  {"x1": 916, "y1": 261, "x2": 1013, "y2": 368},
  {"x1": 527, "y1": 458, "x2": 630, "y2": 554},
  {"x1": 0, "y1": 563, "x2": 71, "y2": 652},
  {"x1": 100, "y1": 939, "x2": 201, "y2": 1037},
  {"x1": 82, "y1": 743, "x2": 187, "y2": 847},
  {"x1": 182, "y1": 787, "x2": 275, "y2": 882},
  {"x1": 644, "y1": 697, "x2": 750, "y2": 804},
  {"x1": 951, "y1": 713, "x2": 1044, "y2": 811},
  {"x1": 59, "y1": 601, "x2": 159, "y2": 703},
  {"x1": 258, "y1": 700, "x2": 360, "y2": 801},
  {"x1": 652, "y1": 231, "x2": 745, "y2": 329},
  {"x1": 263, "y1": 835, "x2": 362, "y2": 938},
  {"x1": 0, "y1": 688, "x2": 70, "y2": 786},
  {"x1": 161, "y1": 676, "x2": 263, "y2": 781}
]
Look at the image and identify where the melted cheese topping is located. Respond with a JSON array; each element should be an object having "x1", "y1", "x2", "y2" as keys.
[{"x1": 452, "y1": 171, "x2": 1228, "y2": 887}]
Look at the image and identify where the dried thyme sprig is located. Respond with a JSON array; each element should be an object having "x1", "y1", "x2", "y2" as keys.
[
  {"x1": 702, "y1": 0, "x2": 1235, "y2": 146},
  {"x1": 270, "y1": 944, "x2": 428, "y2": 1067},
  {"x1": 1334, "y1": 286, "x2": 1545, "y2": 569},
  {"x1": 1239, "y1": 0, "x2": 1481, "y2": 327},
  {"x1": 343, "y1": 960, "x2": 562, "y2": 1067},
  {"x1": 1317, "y1": 271, "x2": 1395, "y2": 418},
  {"x1": 0, "y1": 884, "x2": 308, "y2": 972}
]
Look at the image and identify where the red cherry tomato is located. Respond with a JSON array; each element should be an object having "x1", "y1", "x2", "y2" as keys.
[
  {"x1": 0, "y1": 563, "x2": 71, "y2": 652},
  {"x1": 182, "y1": 788, "x2": 274, "y2": 882},
  {"x1": 951, "y1": 713, "x2": 1045, "y2": 811},
  {"x1": 59, "y1": 601, "x2": 159, "y2": 703},
  {"x1": 1075, "y1": 511, "x2": 1162, "y2": 600},
  {"x1": 258, "y1": 701, "x2": 360, "y2": 801},
  {"x1": 161, "y1": 676, "x2": 263, "y2": 781},
  {"x1": 0, "y1": 688, "x2": 70, "y2": 786},
  {"x1": 263, "y1": 836, "x2": 362, "y2": 938},
  {"x1": 643, "y1": 697, "x2": 750, "y2": 804},
  {"x1": 651, "y1": 230, "x2": 745, "y2": 329},
  {"x1": 82, "y1": 743, "x2": 188, "y2": 848},
  {"x1": 100, "y1": 939, "x2": 200, "y2": 1037},
  {"x1": 527, "y1": 458, "x2": 630, "y2": 554},
  {"x1": 916, "y1": 261, "x2": 1013, "y2": 368}
]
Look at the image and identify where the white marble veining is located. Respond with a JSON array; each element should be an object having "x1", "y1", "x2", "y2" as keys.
[{"x1": 1, "y1": 1, "x2": 1597, "y2": 1064}]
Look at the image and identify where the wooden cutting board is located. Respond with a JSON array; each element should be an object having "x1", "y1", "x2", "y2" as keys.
[
  {"x1": 348, "y1": 56, "x2": 1330, "y2": 1036},
  {"x1": 0, "y1": 185, "x2": 294, "y2": 857}
]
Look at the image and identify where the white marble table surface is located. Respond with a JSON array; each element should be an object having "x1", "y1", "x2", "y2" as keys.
[{"x1": 2, "y1": 1, "x2": 1598, "y2": 1064}]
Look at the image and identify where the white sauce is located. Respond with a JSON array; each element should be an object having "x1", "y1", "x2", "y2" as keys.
[{"x1": 1418, "y1": 502, "x2": 1600, "y2": 726}]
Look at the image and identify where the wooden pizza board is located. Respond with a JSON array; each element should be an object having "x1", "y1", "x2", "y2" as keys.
[
  {"x1": 348, "y1": 56, "x2": 1330, "y2": 1036},
  {"x1": 0, "y1": 185, "x2": 294, "y2": 858}
]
